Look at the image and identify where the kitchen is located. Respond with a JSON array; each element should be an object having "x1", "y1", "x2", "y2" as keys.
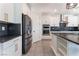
[{"x1": 0, "y1": 3, "x2": 79, "y2": 56}]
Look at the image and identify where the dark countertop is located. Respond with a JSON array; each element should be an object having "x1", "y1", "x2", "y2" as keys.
[
  {"x1": 50, "y1": 26, "x2": 79, "y2": 31},
  {"x1": 52, "y1": 33, "x2": 79, "y2": 45},
  {"x1": 0, "y1": 34, "x2": 21, "y2": 43}
]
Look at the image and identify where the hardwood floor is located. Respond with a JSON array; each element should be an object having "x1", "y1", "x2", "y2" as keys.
[{"x1": 24, "y1": 39, "x2": 55, "y2": 56}]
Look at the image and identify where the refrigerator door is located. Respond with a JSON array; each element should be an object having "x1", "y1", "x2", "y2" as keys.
[{"x1": 22, "y1": 14, "x2": 32, "y2": 54}]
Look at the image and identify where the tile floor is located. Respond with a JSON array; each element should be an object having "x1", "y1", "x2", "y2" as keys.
[{"x1": 25, "y1": 39, "x2": 55, "y2": 56}]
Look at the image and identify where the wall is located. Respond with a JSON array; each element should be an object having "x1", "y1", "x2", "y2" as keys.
[
  {"x1": 41, "y1": 14, "x2": 60, "y2": 26},
  {"x1": 22, "y1": 4, "x2": 31, "y2": 16},
  {"x1": 48, "y1": 15, "x2": 60, "y2": 26},
  {"x1": 31, "y1": 11, "x2": 42, "y2": 43}
]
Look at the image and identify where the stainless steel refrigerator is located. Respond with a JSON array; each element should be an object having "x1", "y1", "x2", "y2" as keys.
[{"x1": 22, "y1": 14, "x2": 32, "y2": 54}]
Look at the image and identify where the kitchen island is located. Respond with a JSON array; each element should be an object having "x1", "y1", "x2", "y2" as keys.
[{"x1": 51, "y1": 32, "x2": 79, "y2": 56}]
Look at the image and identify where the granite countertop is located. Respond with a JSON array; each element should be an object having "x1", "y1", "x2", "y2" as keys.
[
  {"x1": 51, "y1": 31, "x2": 79, "y2": 33},
  {"x1": 52, "y1": 33, "x2": 79, "y2": 45},
  {"x1": 0, "y1": 34, "x2": 21, "y2": 43}
]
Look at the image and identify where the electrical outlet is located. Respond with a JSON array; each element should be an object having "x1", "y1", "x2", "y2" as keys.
[{"x1": 2, "y1": 26, "x2": 5, "y2": 31}]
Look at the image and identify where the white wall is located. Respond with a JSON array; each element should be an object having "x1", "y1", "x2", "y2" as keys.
[
  {"x1": 41, "y1": 14, "x2": 60, "y2": 26},
  {"x1": 49, "y1": 15, "x2": 60, "y2": 26},
  {"x1": 22, "y1": 4, "x2": 31, "y2": 16},
  {"x1": 31, "y1": 11, "x2": 42, "y2": 43}
]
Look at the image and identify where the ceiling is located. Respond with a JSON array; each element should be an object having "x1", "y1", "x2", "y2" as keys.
[{"x1": 28, "y1": 3, "x2": 79, "y2": 15}]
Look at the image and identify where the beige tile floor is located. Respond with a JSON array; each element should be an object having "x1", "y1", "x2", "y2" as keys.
[{"x1": 25, "y1": 39, "x2": 55, "y2": 56}]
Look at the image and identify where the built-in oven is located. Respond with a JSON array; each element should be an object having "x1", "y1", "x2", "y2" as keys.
[{"x1": 42, "y1": 24, "x2": 50, "y2": 35}]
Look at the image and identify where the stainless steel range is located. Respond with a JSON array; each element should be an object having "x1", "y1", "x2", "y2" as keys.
[{"x1": 42, "y1": 24, "x2": 50, "y2": 35}]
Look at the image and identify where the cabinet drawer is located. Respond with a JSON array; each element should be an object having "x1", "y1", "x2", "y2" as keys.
[
  {"x1": 2, "y1": 44, "x2": 15, "y2": 56},
  {"x1": 57, "y1": 37, "x2": 67, "y2": 46}
]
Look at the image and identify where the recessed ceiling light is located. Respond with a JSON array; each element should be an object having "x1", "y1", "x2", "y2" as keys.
[{"x1": 54, "y1": 9, "x2": 57, "y2": 12}]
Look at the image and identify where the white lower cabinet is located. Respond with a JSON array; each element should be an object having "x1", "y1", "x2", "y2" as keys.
[
  {"x1": 51, "y1": 34, "x2": 79, "y2": 56},
  {"x1": 3, "y1": 44, "x2": 15, "y2": 56},
  {"x1": 68, "y1": 42, "x2": 79, "y2": 56},
  {"x1": 51, "y1": 34, "x2": 58, "y2": 55},
  {"x1": 0, "y1": 36, "x2": 22, "y2": 56},
  {"x1": 57, "y1": 36, "x2": 79, "y2": 56},
  {"x1": 0, "y1": 4, "x2": 22, "y2": 23},
  {"x1": 14, "y1": 36, "x2": 22, "y2": 56},
  {"x1": 57, "y1": 37, "x2": 67, "y2": 56},
  {"x1": 0, "y1": 44, "x2": 2, "y2": 55}
]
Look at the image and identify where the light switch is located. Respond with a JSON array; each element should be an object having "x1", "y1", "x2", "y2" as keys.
[{"x1": 2, "y1": 26, "x2": 5, "y2": 31}]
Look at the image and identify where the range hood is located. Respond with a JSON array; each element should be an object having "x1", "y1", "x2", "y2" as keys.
[
  {"x1": 59, "y1": 14, "x2": 67, "y2": 28},
  {"x1": 66, "y1": 3, "x2": 78, "y2": 9}
]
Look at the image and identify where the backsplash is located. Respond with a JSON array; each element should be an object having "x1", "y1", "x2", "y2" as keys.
[
  {"x1": 0, "y1": 21, "x2": 21, "y2": 36},
  {"x1": 51, "y1": 26, "x2": 79, "y2": 31},
  {"x1": 7, "y1": 23, "x2": 21, "y2": 35}
]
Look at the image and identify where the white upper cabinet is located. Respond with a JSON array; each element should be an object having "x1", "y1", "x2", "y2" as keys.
[
  {"x1": 64, "y1": 15, "x2": 78, "y2": 27},
  {"x1": 0, "y1": 4, "x2": 22, "y2": 23},
  {"x1": 13, "y1": 4, "x2": 22, "y2": 23},
  {"x1": 0, "y1": 4, "x2": 14, "y2": 22},
  {"x1": 2, "y1": 36, "x2": 22, "y2": 56},
  {"x1": 41, "y1": 14, "x2": 60, "y2": 26},
  {"x1": 4, "y1": 4, "x2": 14, "y2": 23},
  {"x1": 0, "y1": 4, "x2": 6, "y2": 21}
]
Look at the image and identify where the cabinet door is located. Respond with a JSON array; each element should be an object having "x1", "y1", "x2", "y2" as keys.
[
  {"x1": 67, "y1": 15, "x2": 78, "y2": 27},
  {"x1": 6, "y1": 3, "x2": 22, "y2": 23},
  {"x1": 0, "y1": 4, "x2": 6, "y2": 21},
  {"x1": 3, "y1": 44, "x2": 15, "y2": 56},
  {"x1": 2, "y1": 38, "x2": 15, "y2": 56},
  {"x1": 52, "y1": 34, "x2": 57, "y2": 51},
  {"x1": 68, "y1": 42, "x2": 79, "y2": 56},
  {"x1": 0, "y1": 4, "x2": 14, "y2": 22},
  {"x1": 2, "y1": 36, "x2": 22, "y2": 56},
  {"x1": 0, "y1": 4, "x2": 22, "y2": 23},
  {"x1": 57, "y1": 37, "x2": 67, "y2": 56},
  {"x1": 0, "y1": 44, "x2": 2, "y2": 55},
  {"x1": 6, "y1": 4, "x2": 14, "y2": 23},
  {"x1": 14, "y1": 36, "x2": 22, "y2": 56},
  {"x1": 13, "y1": 4, "x2": 22, "y2": 23},
  {"x1": 51, "y1": 34, "x2": 58, "y2": 55}
]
